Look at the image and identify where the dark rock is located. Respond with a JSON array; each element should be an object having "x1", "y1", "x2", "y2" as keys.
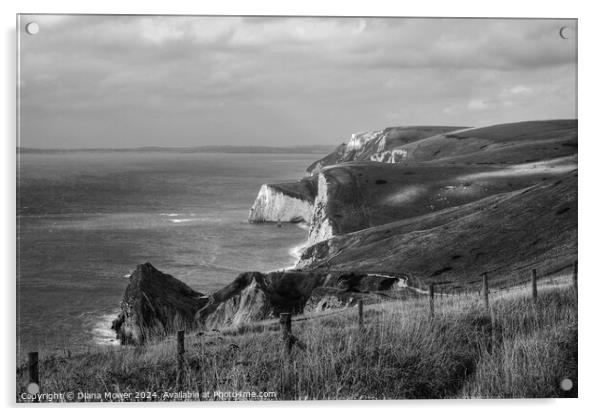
[
  {"x1": 195, "y1": 271, "x2": 327, "y2": 329},
  {"x1": 333, "y1": 272, "x2": 399, "y2": 292},
  {"x1": 111, "y1": 263, "x2": 208, "y2": 345},
  {"x1": 112, "y1": 267, "x2": 410, "y2": 340},
  {"x1": 195, "y1": 270, "x2": 408, "y2": 329}
]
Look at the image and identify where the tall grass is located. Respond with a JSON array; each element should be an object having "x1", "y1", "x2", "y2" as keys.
[
  {"x1": 16, "y1": 285, "x2": 577, "y2": 401},
  {"x1": 462, "y1": 288, "x2": 577, "y2": 398}
]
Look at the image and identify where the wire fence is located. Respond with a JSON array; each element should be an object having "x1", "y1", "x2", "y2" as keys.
[{"x1": 20, "y1": 258, "x2": 578, "y2": 401}]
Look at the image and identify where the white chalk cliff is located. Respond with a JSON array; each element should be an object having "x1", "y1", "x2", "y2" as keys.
[
  {"x1": 370, "y1": 148, "x2": 408, "y2": 163},
  {"x1": 307, "y1": 173, "x2": 334, "y2": 246},
  {"x1": 251, "y1": 126, "x2": 466, "y2": 252},
  {"x1": 248, "y1": 184, "x2": 313, "y2": 224}
]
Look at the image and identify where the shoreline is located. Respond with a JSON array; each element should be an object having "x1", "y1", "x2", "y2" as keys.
[{"x1": 90, "y1": 222, "x2": 309, "y2": 347}]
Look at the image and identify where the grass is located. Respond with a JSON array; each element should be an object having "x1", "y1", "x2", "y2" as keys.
[{"x1": 16, "y1": 284, "x2": 577, "y2": 401}]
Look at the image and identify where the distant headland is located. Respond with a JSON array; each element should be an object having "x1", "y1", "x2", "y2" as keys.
[{"x1": 17, "y1": 145, "x2": 335, "y2": 155}]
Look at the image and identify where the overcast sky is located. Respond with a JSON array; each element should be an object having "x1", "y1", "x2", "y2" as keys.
[{"x1": 18, "y1": 15, "x2": 577, "y2": 148}]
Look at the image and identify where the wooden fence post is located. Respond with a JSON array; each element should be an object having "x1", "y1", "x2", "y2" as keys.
[
  {"x1": 279, "y1": 313, "x2": 294, "y2": 399},
  {"x1": 177, "y1": 330, "x2": 185, "y2": 390},
  {"x1": 573, "y1": 260, "x2": 578, "y2": 292},
  {"x1": 28, "y1": 351, "x2": 39, "y2": 402},
  {"x1": 279, "y1": 313, "x2": 292, "y2": 357},
  {"x1": 482, "y1": 273, "x2": 489, "y2": 310},
  {"x1": 428, "y1": 284, "x2": 435, "y2": 318},
  {"x1": 531, "y1": 269, "x2": 538, "y2": 302},
  {"x1": 358, "y1": 300, "x2": 364, "y2": 329}
]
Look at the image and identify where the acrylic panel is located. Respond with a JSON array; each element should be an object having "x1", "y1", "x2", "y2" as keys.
[{"x1": 16, "y1": 14, "x2": 577, "y2": 402}]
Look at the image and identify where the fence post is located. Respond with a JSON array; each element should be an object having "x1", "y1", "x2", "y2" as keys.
[
  {"x1": 280, "y1": 313, "x2": 292, "y2": 357},
  {"x1": 279, "y1": 313, "x2": 293, "y2": 399},
  {"x1": 28, "y1": 351, "x2": 39, "y2": 402},
  {"x1": 177, "y1": 330, "x2": 185, "y2": 390},
  {"x1": 482, "y1": 273, "x2": 489, "y2": 310},
  {"x1": 358, "y1": 300, "x2": 364, "y2": 329},
  {"x1": 573, "y1": 260, "x2": 578, "y2": 292},
  {"x1": 428, "y1": 284, "x2": 435, "y2": 318},
  {"x1": 531, "y1": 269, "x2": 538, "y2": 302}
]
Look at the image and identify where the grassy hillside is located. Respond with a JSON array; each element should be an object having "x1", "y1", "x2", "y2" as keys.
[
  {"x1": 297, "y1": 120, "x2": 577, "y2": 246},
  {"x1": 17, "y1": 282, "x2": 577, "y2": 401},
  {"x1": 305, "y1": 120, "x2": 576, "y2": 174},
  {"x1": 382, "y1": 120, "x2": 577, "y2": 164},
  {"x1": 386, "y1": 119, "x2": 576, "y2": 165},
  {"x1": 315, "y1": 156, "x2": 575, "y2": 236},
  {"x1": 301, "y1": 169, "x2": 577, "y2": 288},
  {"x1": 306, "y1": 126, "x2": 465, "y2": 174},
  {"x1": 268, "y1": 176, "x2": 318, "y2": 202}
]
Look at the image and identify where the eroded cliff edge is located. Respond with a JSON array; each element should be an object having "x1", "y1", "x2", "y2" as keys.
[{"x1": 248, "y1": 178, "x2": 317, "y2": 224}]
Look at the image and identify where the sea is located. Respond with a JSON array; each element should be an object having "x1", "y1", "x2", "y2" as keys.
[{"x1": 17, "y1": 151, "x2": 316, "y2": 355}]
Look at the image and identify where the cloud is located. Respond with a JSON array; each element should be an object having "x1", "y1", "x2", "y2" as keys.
[
  {"x1": 499, "y1": 85, "x2": 533, "y2": 98},
  {"x1": 18, "y1": 15, "x2": 577, "y2": 148},
  {"x1": 467, "y1": 99, "x2": 490, "y2": 111}
]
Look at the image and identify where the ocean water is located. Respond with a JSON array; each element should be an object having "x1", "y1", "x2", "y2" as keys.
[{"x1": 17, "y1": 152, "x2": 316, "y2": 354}]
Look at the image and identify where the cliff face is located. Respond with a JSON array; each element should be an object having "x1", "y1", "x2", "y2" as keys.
[
  {"x1": 307, "y1": 173, "x2": 335, "y2": 246},
  {"x1": 112, "y1": 263, "x2": 208, "y2": 345},
  {"x1": 248, "y1": 178, "x2": 317, "y2": 224},
  {"x1": 248, "y1": 184, "x2": 313, "y2": 224}
]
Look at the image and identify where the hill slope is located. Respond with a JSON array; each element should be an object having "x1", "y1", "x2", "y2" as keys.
[
  {"x1": 299, "y1": 169, "x2": 577, "y2": 289},
  {"x1": 306, "y1": 126, "x2": 465, "y2": 175},
  {"x1": 306, "y1": 156, "x2": 575, "y2": 244},
  {"x1": 399, "y1": 119, "x2": 577, "y2": 165}
]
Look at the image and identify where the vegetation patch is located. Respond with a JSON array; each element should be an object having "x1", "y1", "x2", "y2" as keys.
[{"x1": 16, "y1": 287, "x2": 577, "y2": 400}]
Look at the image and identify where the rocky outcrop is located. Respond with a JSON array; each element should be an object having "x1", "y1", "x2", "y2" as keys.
[
  {"x1": 195, "y1": 271, "x2": 326, "y2": 328},
  {"x1": 248, "y1": 178, "x2": 317, "y2": 224},
  {"x1": 112, "y1": 263, "x2": 208, "y2": 345},
  {"x1": 303, "y1": 273, "x2": 406, "y2": 313},
  {"x1": 111, "y1": 265, "x2": 411, "y2": 341},
  {"x1": 195, "y1": 270, "x2": 409, "y2": 329}
]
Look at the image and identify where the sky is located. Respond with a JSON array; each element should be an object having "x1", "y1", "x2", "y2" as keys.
[{"x1": 18, "y1": 15, "x2": 577, "y2": 148}]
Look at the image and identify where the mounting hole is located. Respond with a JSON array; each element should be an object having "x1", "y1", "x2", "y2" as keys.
[
  {"x1": 560, "y1": 378, "x2": 573, "y2": 391},
  {"x1": 25, "y1": 22, "x2": 39, "y2": 35},
  {"x1": 27, "y1": 382, "x2": 40, "y2": 394},
  {"x1": 559, "y1": 26, "x2": 573, "y2": 40}
]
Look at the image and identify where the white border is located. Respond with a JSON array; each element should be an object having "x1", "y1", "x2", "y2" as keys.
[{"x1": 2, "y1": 1, "x2": 599, "y2": 415}]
